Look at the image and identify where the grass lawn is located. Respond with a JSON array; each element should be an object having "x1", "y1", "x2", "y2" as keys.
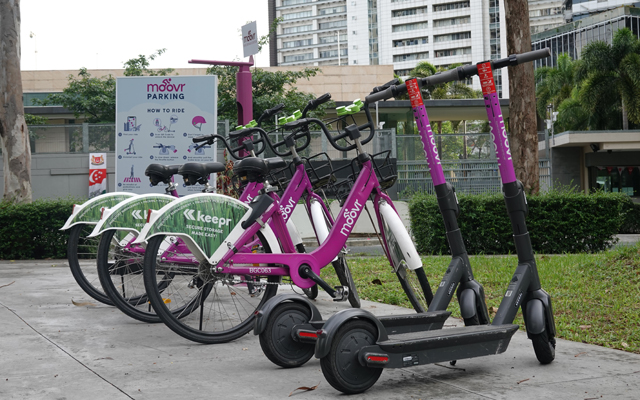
[{"x1": 322, "y1": 243, "x2": 640, "y2": 354}]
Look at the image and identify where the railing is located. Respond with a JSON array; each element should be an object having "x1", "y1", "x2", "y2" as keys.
[{"x1": 397, "y1": 158, "x2": 551, "y2": 199}]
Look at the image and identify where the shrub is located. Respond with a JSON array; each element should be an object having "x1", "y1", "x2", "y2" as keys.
[
  {"x1": 0, "y1": 198, "x2": 80, "y2": 260},
  {"x1": 409, "y1": 190, "x2": 626, "y2": 255},
  {"x1": 619, "y1": 198, "x2": 640, "y2": 234}
]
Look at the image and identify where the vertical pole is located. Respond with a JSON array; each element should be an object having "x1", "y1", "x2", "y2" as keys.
[{"x1": 82, "y1": 122, "x2": 89, "y2": 153}]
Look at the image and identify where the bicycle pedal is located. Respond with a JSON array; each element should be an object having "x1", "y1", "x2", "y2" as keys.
[{"x1": 332, "y1": 286, "x2": 349, "y2": 302}]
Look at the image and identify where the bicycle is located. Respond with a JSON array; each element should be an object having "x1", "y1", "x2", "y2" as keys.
[{"x1": 138, "y1": 98, "x2": 432, "y2": 344}]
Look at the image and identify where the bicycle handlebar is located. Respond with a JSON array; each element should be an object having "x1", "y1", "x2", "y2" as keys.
[
  {"x1": 256, "y1": 103, "x2": 285, "y2": 126},
  {"x1": 282, "y1": 102, "x2": 375, "y2": 152},
  {"x1": 365, "y1": 48, "x2": 551, "y2": 103},
  {"x1": 192, "y1": 129, "x2": 268, "y2": 160},
  {"x1": 302, "y1": 93, "x2": 332, "y2": 118}
]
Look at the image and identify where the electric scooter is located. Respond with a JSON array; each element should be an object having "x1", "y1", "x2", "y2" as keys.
[
  {"x1": 310, "y1": 48, "x2": 555, "y2": 394},
  {"x1": 254, "y1": 77, "x2": 494, "y2": 367}
]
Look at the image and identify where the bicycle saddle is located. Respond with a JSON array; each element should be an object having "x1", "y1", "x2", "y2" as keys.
[
  {"x1": 178, "y1": 162, "x2": 225, "y2": 186},
  {"x1": 233, "y1": 157, "x2": 286, "y2": 184},
  {"x1": 145, "y1": 164, "x2": 181, "y2": 185}
]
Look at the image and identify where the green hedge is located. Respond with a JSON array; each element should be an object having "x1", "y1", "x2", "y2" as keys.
[
  {"x1": 0, "y1": 198, "x2": 80, "y2": 260},
  {"x1": 409, "y1": 190, "x2": 628, "y2": 255},
  {"x1": 620, "y1": 199, "x2": 640, "y2": 234}
]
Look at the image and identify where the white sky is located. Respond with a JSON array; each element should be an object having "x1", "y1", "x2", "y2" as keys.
[{"x1": 20, "y1": 0, "x2": 271, "y2": 71}]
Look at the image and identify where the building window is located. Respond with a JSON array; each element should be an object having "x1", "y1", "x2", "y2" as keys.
[
  {"x1": 282, "y1": 0, "x2": 311, "y2": 5},
  {"x1": 433, "y1": 16, "x2": 470, "y2": 28},
  {"x1": 433, "y1": 1, "x2": 470, "y2": 12},
  {"x1": 319, "y1": 6, "x2": 347, "y2": 15},
  {"x1": 283, "y1": 11, "x2": 312, "y2": 20},
  {"x1": 319, "y1": 49, "x2": 348, "y2": 58},
  {"x1": 393, "y1": 51, "x2": 429, "y2": 62},
  {"x1": 320, "y1": 35, "x2": 338, "y2": 44},
  {"x1": 529, "y1": 8, "x2": 562, "y2": 17},
  {"x1": 319, "y1": 20, "x2": 348, "y2": 29},
  {"x1": 434, "y1": 47, "x2": 471, "y2": 57},
  {"x1": 392, "y1": 22, "x2": 428, "y2": 32},
  {"x1": 392, "y1": 7, "x2": 428, "y2": 17},
  {"x1": 394, "y1": 68, "x2": 412, "y2": 76},
  {"x1": 283, "y1": 24, "x2": 313, "y2": 34},
  {"x1": 393, "y1": 37, "x2": 428, "y2": 47},
  {"x1": 283, "y1": 53, "x2": 314, "y2": 62},
  {"x1": 283, "y1": 39, "x2": 314, "y2": 48},
  {"x1": 434, "y1": 31, "x2": 471, "y2": 42}
]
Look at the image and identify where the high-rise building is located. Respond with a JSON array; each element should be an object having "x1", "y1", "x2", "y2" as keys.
[
  {"x1": 271, "y1": 0, "x2": 349, "y2": 67},
  {"x1": 269, "y1": 0, "x2": 518, "y2": 96}
]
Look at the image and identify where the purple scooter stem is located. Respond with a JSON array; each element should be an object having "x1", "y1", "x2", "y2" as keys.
[
  {"x1": 478, "y1": 62, "x2": 517, "y2": 184},
  {"x1": 406, "y1": 79, "x2": 446, "y2": 186}
]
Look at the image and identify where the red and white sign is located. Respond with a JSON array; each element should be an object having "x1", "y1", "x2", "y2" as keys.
[{"x1": 89, "y1": 153, "x2": 107, "y2": 198}]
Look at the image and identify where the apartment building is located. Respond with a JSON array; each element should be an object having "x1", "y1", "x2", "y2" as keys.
[
  {"x1": 529, "y1": 0, "x2": 565, "y2": 35},
  {"x1": 270, "y1": 0, "x2": 349, "y2": 66},
  {"x1": 270, "y1": 0, "x2": 510, "y2": 96}
]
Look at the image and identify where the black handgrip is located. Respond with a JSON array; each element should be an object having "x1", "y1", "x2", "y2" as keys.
[
  {"x1": 257, "y1": 103, "x2": 285, "y2": 126},
  {"x1": 302, "y1": 93, "x2": 332, "y2": 118},
  {"x1": 371, "y1": 78, "x2": 400, "y2": 94},
  {"x1": 193, "y1": 135, "x2": 210, "y2": 143},
  {"x1": 310, "y1": 93, "x2": 331, "y2": 108},
  {"x1": 365, "y1": 86, "x2": 394, "y2": 103},
  {"x1": 315, "y1": 102, "x2": 375, "y2": 152},
  {"x1": 423, "y1": 68, "x2": 462, "y2": 86},
  {"x1": 514, "y1": 48, "x2": 551, "y2": 65}
]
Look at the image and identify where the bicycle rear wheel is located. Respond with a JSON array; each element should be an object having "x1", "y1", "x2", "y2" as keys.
[
  {"x1": 67, "y1": 223, "x2": 112, "y2": 305},
  {"x1": 379, "y1": 210, "x2": 432, "y2": 313},
  {"x1": 143, "y1": 232, "x2": 279, "y2": 344},
  {"x1": 97, "y1": 229, "x2": 166, "y2": 323}
]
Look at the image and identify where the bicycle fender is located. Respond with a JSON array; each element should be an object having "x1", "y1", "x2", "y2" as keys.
[
  {"x1": 137, "y1": 193, "x2": 252, "y2": 262},
  {"x1": 89, "y1": 193, "x2": 175, "y2": 237},
  {"x1": 286, "y1": 218, "x2": 303, "y2": 247},
  {"x1": 378, "y1": 201, "x2": 422, "y2": 270},
  {"x1": 525, "y1": 299, "x2": 546, "y2": 335},
  {"x1": 315, "y1": 308, "x2": 388, "y2": 359},
  {"x1": 254, "y1": 294, "x2": 322, "y2": 335},
  {"x1": 60, "y1": 192, "x2": 137, "y2": 230}
]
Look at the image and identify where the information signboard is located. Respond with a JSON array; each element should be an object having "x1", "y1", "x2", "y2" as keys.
[{"x1": 115, "y1": 76, "x2": 217, "y2": 195}]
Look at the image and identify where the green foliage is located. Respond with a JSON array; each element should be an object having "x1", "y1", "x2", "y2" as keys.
[
  {"x1": 24, "y1": 114, "x2": 47, "y2": 125},
  {"x1": 545, "y1": 28, "x2": 640, "y2": 131},
  {"x1": 122, "y1": 49, "x2": 175, "y2": 77},
  {"x1": 0, "y1": 197, "x2": 81, "y2": 259},
  {"x1": 33, "y1": 68, "x2": 116, "y2": 123},
  {"x1": 32, "y1": 50, "x2": 174, "y2": 123},
  {"x1": 409, "y1": 190, "x2": 627, "y2": 255},
  {"x1": 207, "y1": 65, "x2": 329, "y2": 128},
  {"x1": 619, "y1": 198, "x2": 640, "y2": 234}
]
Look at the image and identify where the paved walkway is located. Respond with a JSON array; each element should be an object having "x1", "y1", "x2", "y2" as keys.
[{"x1": 0, "y1": 260, "x2": 639, "y2": 399}]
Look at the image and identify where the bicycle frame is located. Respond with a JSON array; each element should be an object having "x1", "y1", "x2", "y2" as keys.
[{"x1": 213, "y1": 158, "x2": 398, "y2": 289}]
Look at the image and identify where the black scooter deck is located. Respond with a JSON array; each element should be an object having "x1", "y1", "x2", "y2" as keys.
[{"x1": 360, "y1": 324, "x2": 519, "y2": 368}]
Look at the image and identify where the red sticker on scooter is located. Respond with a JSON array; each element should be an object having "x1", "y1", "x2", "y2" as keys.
[
  {"x1": 406, "y1": 79, "x2": 423, "y2": 109},
  {"x1": 478, "y1": 62, "x2": 496, "y2": 95}
]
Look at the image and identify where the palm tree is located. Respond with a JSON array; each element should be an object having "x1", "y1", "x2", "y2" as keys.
[
  {"x1": 578, "y1": 28, "x2": 640, "y2": 130},
  {"x1": 534, "y1": 53, "x2": 579, "y2": 120},
  {"x1": 408, "y1": 62, "x2": 478, "y2": 156}
]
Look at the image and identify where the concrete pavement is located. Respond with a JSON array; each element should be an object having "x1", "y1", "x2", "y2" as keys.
[{"x1": 1, "y1": 259, "x2": 639, "y2": 399}]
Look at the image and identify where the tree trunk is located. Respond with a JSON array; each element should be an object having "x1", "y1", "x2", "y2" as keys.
[
  {"x1": 621, "y1": 98, "x2": 629, "y2": 130},
  {"x1": 0, "y1": 0, "x2": 32, "y2": 203},
  {"x1": 503, "y1": 0, "x2": 539, "y2": 193}
]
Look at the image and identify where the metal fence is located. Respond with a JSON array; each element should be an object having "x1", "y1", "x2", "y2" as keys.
[
  {"x1": 397, "y1": 159, "x2": 551, "y2": 198},
  {"x1": 24, "y1": 123, "x2": 551, "y2": 198}
]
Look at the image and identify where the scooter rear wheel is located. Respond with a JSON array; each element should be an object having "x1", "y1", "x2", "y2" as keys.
[
  {"x1": 320, "y1": 319, "x2": 382, "y2": 394},
  {"x1": 259, "y1": 302, "x2": 314, "y2": 368}
]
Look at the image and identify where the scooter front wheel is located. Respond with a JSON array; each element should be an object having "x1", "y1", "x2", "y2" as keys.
[
  {"x1": 320, "y1": 319, "x2": 382, "y2": 394},
  {"x1": 531, "y1": 329, "x2": 556, "y2": 364},
  {"x1": 259, "y1": 302, "x2": 314, "y2": 368}
]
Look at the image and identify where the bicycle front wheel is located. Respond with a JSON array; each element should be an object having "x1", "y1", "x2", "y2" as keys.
[
  {"x1": 67, "y1": 223, "x2": 112, "y2": 305},
  {"x1": 379, "y1": 209, "x2": 432, "y2": 313},
  {"x1": 143, "y1": 232, "x2": 279, "y2": 344}
]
